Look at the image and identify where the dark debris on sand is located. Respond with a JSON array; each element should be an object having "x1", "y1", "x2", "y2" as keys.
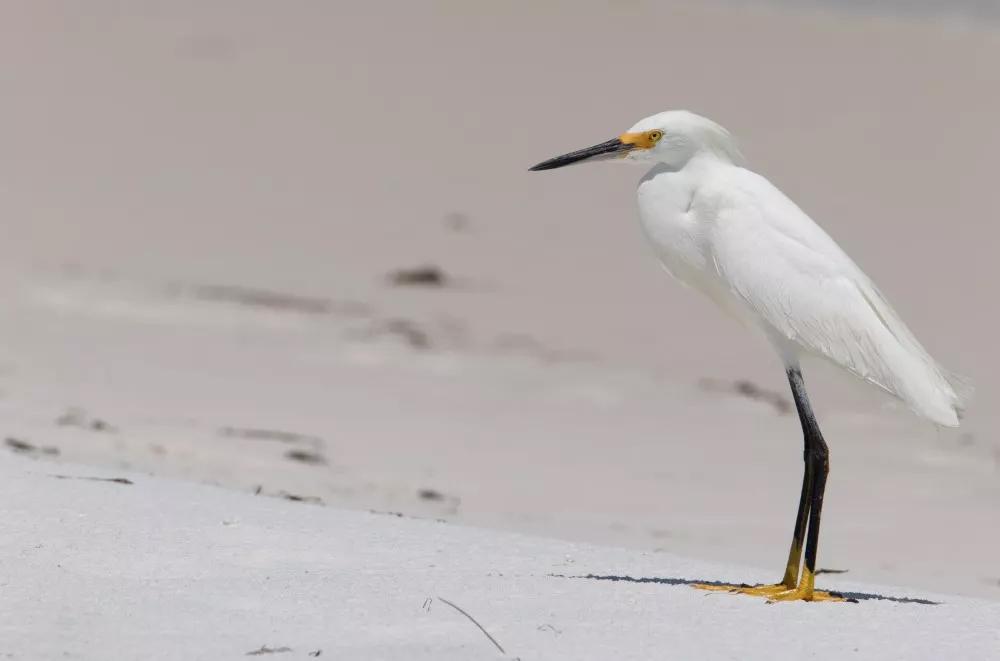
[
  {"x1": 191, "y1": 284, "x2": 332, "y2": 315},
  {"x1": 51, "y1": 475, "x2": 133, "y2": 485},
  {"x1": 284, "y1": 449, "x2": 327, "y2": 465},
  {"x1": 418, "y1": 488, "x2": 445, "y2": 501},
  {"x1": 699, "y1": 378, "x2": 792, "y2": 415},
  {"x1": 387, "y1": 265, "x2": 448, "y2": 287},
  {"x1": 277, "y1": 491, "x2": 323, "y2": 505},
  {"x1": 245, "y1": 645, "x2": 293, "y2": 656},
  {"x1": 219, "y1": 427, "x2": 324, "y2": 446},
  {"x1": 56, "y1": 408, "x2": 117, "y2": 433},
  {"x1": 5, "y1": 437, "x2": 60, "y2": 456}
]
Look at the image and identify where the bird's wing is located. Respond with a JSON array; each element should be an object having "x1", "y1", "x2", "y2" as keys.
[{"x1": 708, "y1": 171, "x2": 968, "y2": 426}]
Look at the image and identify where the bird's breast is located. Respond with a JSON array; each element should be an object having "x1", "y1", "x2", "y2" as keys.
[
  {"x1": 635, "y1": 170, "x2": 712, "y2": 285},
  {"x1": 634, "y1": 168, "x2": 757, "y2": 327}
]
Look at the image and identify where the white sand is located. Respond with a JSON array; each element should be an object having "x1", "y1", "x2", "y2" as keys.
[
  {"x1": 4, "y1": 453, "x2": 999, "y2": 661},
  {"x1": 1, "y1": 3, "x2": 998, "y2": 651}
]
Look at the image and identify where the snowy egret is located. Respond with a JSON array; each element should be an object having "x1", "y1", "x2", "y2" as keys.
[{"x1": 530, "y1": 111, "x2": 968, "y2": 602}]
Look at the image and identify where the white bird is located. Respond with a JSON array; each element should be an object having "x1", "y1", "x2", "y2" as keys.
[{"x1": 530, "y1": 110, "x2": 968, "y2": 602}]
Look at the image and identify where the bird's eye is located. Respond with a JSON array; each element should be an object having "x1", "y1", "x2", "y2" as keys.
[{"x1": 649, "y1": 130, "x2": 663, "y2": 142}]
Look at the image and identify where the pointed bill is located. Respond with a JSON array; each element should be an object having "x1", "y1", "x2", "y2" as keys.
[{"x1": 529, "y1": 137, "x2": 634, "y2": 171}]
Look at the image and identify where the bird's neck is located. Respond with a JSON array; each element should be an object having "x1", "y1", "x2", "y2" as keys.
[{"x1": 657, "y1": 150, "x2": 736, "y2": 176}]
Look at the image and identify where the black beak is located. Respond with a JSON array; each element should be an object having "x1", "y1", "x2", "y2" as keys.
[{"x1": 529, "y1": 138, "x2": 632, "y2": 171}]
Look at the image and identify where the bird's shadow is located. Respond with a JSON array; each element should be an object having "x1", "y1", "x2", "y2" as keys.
[{"x1": 549, "y1": 573, "x2": 939, "y2": 605}]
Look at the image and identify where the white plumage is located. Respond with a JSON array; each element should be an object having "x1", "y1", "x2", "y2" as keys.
[
  {"x1": 530, "y1": 109, "x2": 968, "y2": 601},
  {"x1": 627, "y1": 111, "x2": 967, "y2": 426}
]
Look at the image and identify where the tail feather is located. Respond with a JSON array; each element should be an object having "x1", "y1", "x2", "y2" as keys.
[
  {"x1": 942, "y1": 369, "x2": 974, "y2": 421},
  {"x1": 857, "y1": 279, "x2": 969, "y2": 426}
]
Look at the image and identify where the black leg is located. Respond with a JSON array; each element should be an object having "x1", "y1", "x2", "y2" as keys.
[
  {"x1": 803, "y1": 442, "x2": 829, "y2": 578},
  {"x1": 693, "y1": 367, "x2": 841, "y2": 601},
  {"x1": 787, "y1": 368, "x2": 831, "y2": 593},
  {"x1": 780, "y1": 451, "x2": 813, "y2": 587}
]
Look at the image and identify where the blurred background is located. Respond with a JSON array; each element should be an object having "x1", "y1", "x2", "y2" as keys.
[{"x1": 1, "y1": 1, "x2": 997, "y2": 597}]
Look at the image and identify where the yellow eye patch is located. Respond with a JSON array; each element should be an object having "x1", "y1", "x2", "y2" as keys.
[{"x1": 619, "y1": 130, "x2": 663, "y2": 149}]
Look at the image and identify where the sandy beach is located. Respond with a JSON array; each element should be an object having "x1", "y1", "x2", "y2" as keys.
[
  {"x1": 1, "y1": 1, "x2": 999, "y2": 657},
  {"x1": 5, "y1": 453, "x2": 1000, "y2": 660}
]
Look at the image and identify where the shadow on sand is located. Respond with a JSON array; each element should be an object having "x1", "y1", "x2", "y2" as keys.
[{"x1": 549, "y1": 573, "x2": 939, "y2": 605}]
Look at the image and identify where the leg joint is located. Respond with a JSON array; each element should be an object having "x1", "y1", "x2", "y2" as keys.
[{"x1": 806, "y1": 443, "x2": 829, "y2": 473}]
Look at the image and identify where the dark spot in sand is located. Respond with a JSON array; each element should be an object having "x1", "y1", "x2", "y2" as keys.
[
  {"x1": 56, "y1": 408, "x2": 117, "y2": 433},
  {"x1": 219, "y1": 427, "x2": 323, "y2": 446},
  {"x1": 277, "y1": 491, "x2": 323, "y2": 505},
  {"x1": 6, "y1": 438, "x2": 33, "y2": 452},
  {"x1": 245, "y1": 645, "x2": 292, "y2": 656},
  {"x1": 190, "y1": 284, "x2": 332, "y2": 315},
  {"x1": 733, "y1": 380, "x2": 792, "y2": 414},
  {"x1": 253, "y1": 485, "x2": 322, "y2": 504},
  {"x1": 369, "y1": 509, "x2": 404, "y2": 518},
  {"x1": 418, "y1": 488, "x2": 446, "y2": 501},
  {"x1": 5, "y1": 437, "x2": 59, "y2": 456},
  {"x1": 699, "y1": 378, "x2": 792, "y2": 415},
  {"x1": 51, "y1": 475, "x2": 133, "y2": 485},
  {"x1": 815, "y1": 568, "x2": 849, "y2": 575},
  {"x1": 308, "y1": 651, "x2": 322, "y2": 658},
  {"x1": 285, "y1": 449, "x2": 327, "y2": 465},
  {"x1": 388, "y1": 265, "x2": 447, "y2": 287},
  {"x1": 416, "y1": 488, "x2": 460, "y2": 515},
  {"x1": 181, "y1": 283, "x2": 372, "y2": 319}
]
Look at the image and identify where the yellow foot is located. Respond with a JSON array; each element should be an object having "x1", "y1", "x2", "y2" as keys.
[
  {"x1": 765, "y1": 586, "x2": 846, "y2": 602},
  {"x1": 691, "y1": 582, "x2": 793, "y2": 597},
  {"x1": 692, "y1": 569, "x2": 850, "y2": 602},
  {"x1": 738, "y1": 583, "x2": 799, "y2": 597},
  {"x1": 690, "y1": 582, "x2": 753, "y2": 593}
]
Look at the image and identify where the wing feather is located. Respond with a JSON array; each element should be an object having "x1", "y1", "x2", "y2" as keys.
[{"x1": 708, "y1": 173, "x2": 967, "y2": 426}]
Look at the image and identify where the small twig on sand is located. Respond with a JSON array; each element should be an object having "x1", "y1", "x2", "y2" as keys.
[
  {"x1": 436, "y1": 596, "x2": 507, "y2": 655},
  {"x1": 51, "y1": 475, "x2": 133, "y2": 485},
  {"x1": 245, "y1": 645, "x2": 292, "y2": 655}
]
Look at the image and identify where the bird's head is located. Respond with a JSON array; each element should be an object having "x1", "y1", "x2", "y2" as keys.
[{"x1": 529, "y1": 110, "x2": 742, "y2": 172}]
